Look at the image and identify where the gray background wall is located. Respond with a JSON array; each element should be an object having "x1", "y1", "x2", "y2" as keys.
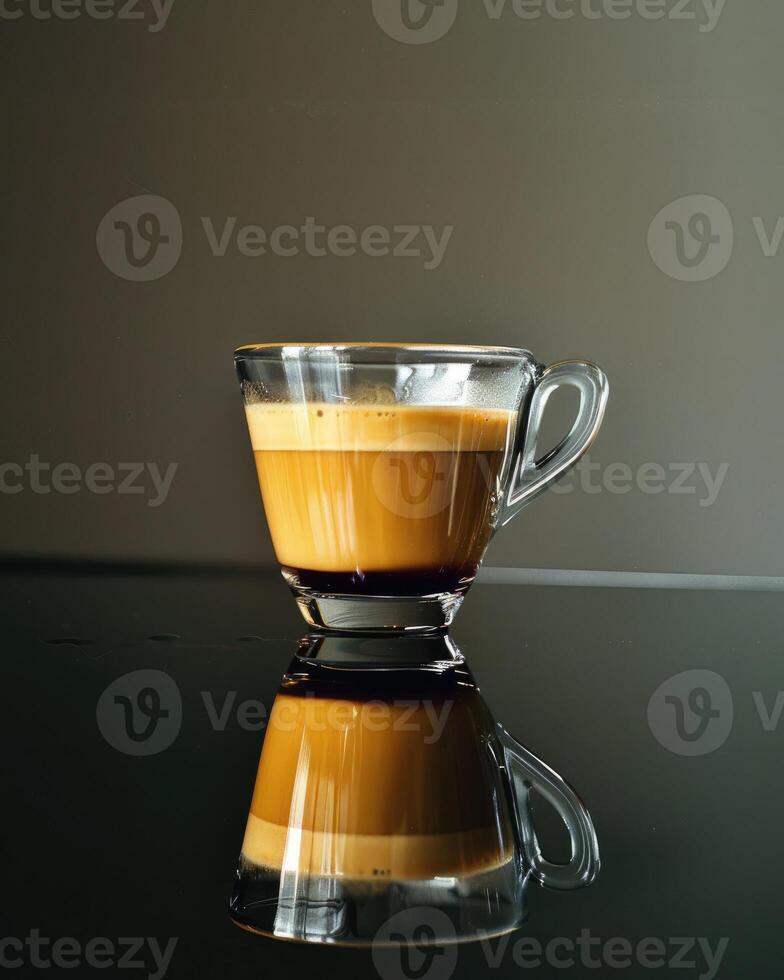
[{"x1": 2, "y1": 0, "x2": 781, "y2": 575}]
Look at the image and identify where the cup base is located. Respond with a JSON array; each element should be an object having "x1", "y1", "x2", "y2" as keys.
[{"x1": 292, "y1": 589, "x2": 464, "y2": 634}]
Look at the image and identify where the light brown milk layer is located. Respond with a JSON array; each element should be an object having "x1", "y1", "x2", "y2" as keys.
[
  {"x1": 241, "y1": 814, "x2": 512, "y2": 880},
  {"x1": 245, "y1": 403, "x2": 515, "y2": 573}
]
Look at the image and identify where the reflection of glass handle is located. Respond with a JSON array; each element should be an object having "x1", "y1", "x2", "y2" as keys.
[
  {"x1": 498, "y1": 360, "x2": 608, "y2": 527},
  {"x1": 498, "y1": 725, "x2": 600, "y2": 890}
]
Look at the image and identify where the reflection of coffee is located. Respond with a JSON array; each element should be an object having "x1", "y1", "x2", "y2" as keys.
[
  {"x1": 240, "y1": 669, "x2": 514, "y2": 880},
  {"x1": 245, "y1": 403, "x2": 514, "y2": 595}
]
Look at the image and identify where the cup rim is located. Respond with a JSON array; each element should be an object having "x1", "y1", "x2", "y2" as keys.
[{"x1": 234, "y1": 342, "x2": 534, "y2": 361}]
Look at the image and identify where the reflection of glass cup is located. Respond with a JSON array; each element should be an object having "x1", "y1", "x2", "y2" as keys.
[
  {"x1": 235, "y1": 344, "x2": 608, "y2": 632},
  {"x1": 229, "y1": 635, "x2": 600, "y2": 946}
]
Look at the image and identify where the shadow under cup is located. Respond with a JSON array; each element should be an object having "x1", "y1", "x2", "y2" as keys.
[{"x1": 235, "y1": 344, "x2": 608, "y2": 632}]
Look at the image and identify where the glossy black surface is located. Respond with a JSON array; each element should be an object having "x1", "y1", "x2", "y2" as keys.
[{"x1": 3, "y1": 562, "x2": 782, "y2": 978}]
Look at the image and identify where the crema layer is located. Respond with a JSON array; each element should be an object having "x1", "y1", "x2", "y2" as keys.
[{"x1": 245, "y1": 403, "x2": 515, "y2": 452}]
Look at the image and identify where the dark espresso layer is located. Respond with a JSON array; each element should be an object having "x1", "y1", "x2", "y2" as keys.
[
  {"x1": 281, "y1": 563, "x2": 479, "y2": 597},
  {"x1": 282, "y1": 650, "x2": 476, "y2": 702}
]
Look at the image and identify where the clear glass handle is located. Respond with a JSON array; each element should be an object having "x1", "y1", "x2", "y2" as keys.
[
  {"x1": 499, "y1": 360, "x2": 608, "y2": 527},
  {"x1": 498, "y1": 725, "x2": 600, "y2": 890}
]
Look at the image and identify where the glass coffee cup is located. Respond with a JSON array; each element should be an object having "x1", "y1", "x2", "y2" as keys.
[
  {"x1": 235, "y1": 343, "x2": 608, "y2": 632},
  {"x1": 229, "y1": 634, "x2": 600, "y2": 946}
]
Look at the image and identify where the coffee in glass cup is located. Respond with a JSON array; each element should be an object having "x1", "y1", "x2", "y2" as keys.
[{"x1": 235, "y1": 344, "x2": 607, "y2": 632}]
